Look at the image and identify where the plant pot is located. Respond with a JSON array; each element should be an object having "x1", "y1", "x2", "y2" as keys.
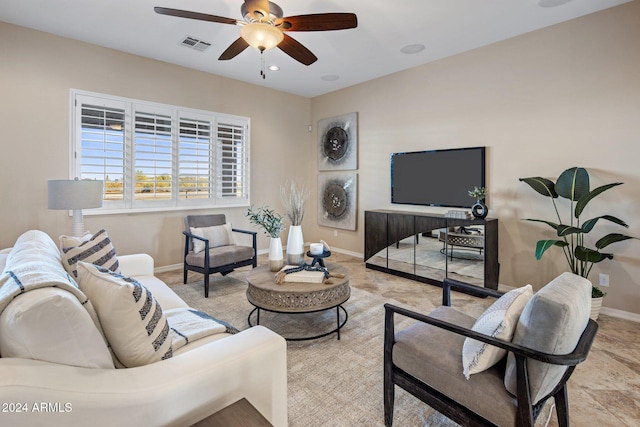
[
  {"x1": 590, "y1": 296, "x2": 604, "y2": 321},
  {"x1": 269, "y1": 237, "x2": 284, "y2": 272},
  {"x1": 286, "y1": 225, "x2": 304, "y2": 265}
]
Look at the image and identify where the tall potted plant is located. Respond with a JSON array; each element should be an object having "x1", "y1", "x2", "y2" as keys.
[
  {"x1": 280, "y1": 180, "x2": 309, "y2": 265},
  {"x1": 519, "y1": 167, "x2": 634, "y2": 319},
  {"x1": 246, "y1": 205, "x2": 286, "y2": 271}
]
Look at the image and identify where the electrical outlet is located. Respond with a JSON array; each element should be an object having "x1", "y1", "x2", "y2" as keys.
[
  {"x1": 599, "y1": 273, "x2": 610, "y2": 287},
  {"x1": 333, "y1": 229, "x2": 338, "y2": 237}
]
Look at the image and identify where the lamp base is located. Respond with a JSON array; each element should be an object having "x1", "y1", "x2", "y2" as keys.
[{"x1": 71, "y1": 209, "x2": 86, "y2": 237}]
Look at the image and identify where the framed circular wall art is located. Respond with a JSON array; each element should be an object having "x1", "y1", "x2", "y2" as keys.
[
  {"x1": 317, "y1": 173, "x2": 357, "y2": 230},
  {"x1": 318, "y1": 112, "x2": 358, "y2": 171}
]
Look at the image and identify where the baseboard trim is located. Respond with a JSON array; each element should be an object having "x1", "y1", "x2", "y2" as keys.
[{"x1": 600, "y1": 306, "x2": 640, "y2": 323}]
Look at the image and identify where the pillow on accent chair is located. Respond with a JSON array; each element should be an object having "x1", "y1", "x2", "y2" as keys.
[
  {"x1": 462, "y1": 284, "x2": 533, "y2": 379},
  {"x1": 190, "y1": 223, "x2": 235, "y2": 254},
  {"x1": 76, "y1": 262, "x2": 173, "y2": 368},
  {"x1": 60, "y1": 229, "x2": 120, "y2": 278},
  {"x1": 504, "y1": 272, "x2": 591, "y2": 404}
]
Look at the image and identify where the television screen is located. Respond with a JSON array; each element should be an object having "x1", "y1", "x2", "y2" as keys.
[{"x1": 391, "y1": 147, "x2": 486, "y2": 208}]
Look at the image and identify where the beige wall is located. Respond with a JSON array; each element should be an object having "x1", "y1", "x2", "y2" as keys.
[
  {"x1": 2, "y1": 2, "x2": 639, "y2": 315},
  {"x1": 306, "y1": 2, "x2": 640, "y2": 315},
  {"x1": 0, "y1": 22, "x2": 312, "y2": 267}
]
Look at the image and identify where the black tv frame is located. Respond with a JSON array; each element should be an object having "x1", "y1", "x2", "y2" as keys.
[{"x1": 390, "y1": 146, "x2": 486, "y2": 208}]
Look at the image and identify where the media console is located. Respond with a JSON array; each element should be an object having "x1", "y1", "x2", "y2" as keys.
[{"x1": 364, "y1": 210, "x2": 499, "y2": 290}]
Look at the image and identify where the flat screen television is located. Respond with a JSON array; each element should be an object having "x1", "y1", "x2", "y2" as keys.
[{"x1": 391, "y1": 146, "x2": 486, "y2": 208}]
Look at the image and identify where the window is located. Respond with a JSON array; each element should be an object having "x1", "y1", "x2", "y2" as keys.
[{"x1": 71, "y1": 90, "x2": 250, "y2": 213}]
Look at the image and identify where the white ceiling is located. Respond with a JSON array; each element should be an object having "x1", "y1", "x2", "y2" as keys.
[{"x1": 0, "y1": 0, "x2": 630, "y2": 98}]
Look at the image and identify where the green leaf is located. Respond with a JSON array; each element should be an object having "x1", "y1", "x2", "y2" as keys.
[
  {"x1": 582, "y1": 215, "x2": 629, "y2": 233},
  {"x1": 556, "y1": 167, "x2": 589, "y2": 201},
  {"x1": 575, "y1": 246, "x2": 613, "y2": 263},
  {"x1": 519, "y1": 177, "x2": 558, "y2": 198},
  {"x1": 535, "y1": 239, "x2": 568, "y2": 260},
  {"x1": 524, "y1": 218, "x2": 559, "y2": 231},
  {"x1": 595, "y1": 233, "x2": 634, "y2": 249},
  {"x1": 557, "y1": 224, "x2": 582, "y2": 236},
  {"x1": 575, "y1": 182, "x2": 623, "y2": 218}
]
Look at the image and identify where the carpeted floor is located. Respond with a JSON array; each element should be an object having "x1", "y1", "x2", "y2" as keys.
[{"x1": 157, "y1": 253, "x2": 554, "y2": 427}]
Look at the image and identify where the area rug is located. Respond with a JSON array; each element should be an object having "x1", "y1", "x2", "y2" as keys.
[{"x1": 160, "y1": 267, "x2": 552, "y2": 427}]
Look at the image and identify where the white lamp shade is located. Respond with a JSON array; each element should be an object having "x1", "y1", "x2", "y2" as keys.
[
  {"x1": 48, "y1": 179, "x2": 104, "y2": 210},
  {"x1": 240, "y1": 23, "x2": 284, "y2": 51}
]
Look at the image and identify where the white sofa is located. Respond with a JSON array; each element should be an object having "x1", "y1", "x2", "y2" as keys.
[{"x1": 0, "y1": 230, "x2": 287, "y2": 427}]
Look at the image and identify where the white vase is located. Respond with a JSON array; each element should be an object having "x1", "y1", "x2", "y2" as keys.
[
  {"x1": 590, "y1": 296, "x2": 603, "y2": 321},
  {"x1": 268, "y1": 237, "x2": 284, "y2": 272},
  {"x1": 286, "y1": 225, "x2": 304, "y2": 265}
]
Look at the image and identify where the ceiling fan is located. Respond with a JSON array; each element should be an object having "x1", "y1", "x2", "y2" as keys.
[{"x1": 154, "y1": 0, "x2": 358, "y2": 66}]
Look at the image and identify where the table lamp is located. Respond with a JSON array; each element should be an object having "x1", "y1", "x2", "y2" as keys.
[{"x1": 48, "y1": 178, "x2": 104, "y2": 237}]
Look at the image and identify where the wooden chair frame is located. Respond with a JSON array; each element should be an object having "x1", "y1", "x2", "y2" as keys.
[
  {"x1": 183, "y1": 228, "x2": 257, "y2": 297},
  {"x1": 384, "y1": 278, "x2": 598, "y2": 427}
]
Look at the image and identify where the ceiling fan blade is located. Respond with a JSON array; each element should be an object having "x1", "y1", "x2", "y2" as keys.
[
  {"x1": 243, "y1": 0, "x2": 271, "y2": 20},
  {"x1": 276, "y1": 13, "x2": 358, "y2": 32},
  {"x1": 154, "y1": 7, "x2": 239, "y2": 25},
  {"x1": 277, "y1": 34, "x2": 317, "y2": 66},
  {"x1": 219, "y1": 37, "x2": 250, "y2": 61}
]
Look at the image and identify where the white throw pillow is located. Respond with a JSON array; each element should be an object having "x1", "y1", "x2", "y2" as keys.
[
  {"x1": 190, "y1": 223, "x2": 235, "y2": 254},
  {"x1": 59, "y1": 230, "x2": 92, "y2": 250},
  {"x1": 60, "y1": 229, "x2": 120, "y2": 278},
  {"x1": 0, "y1": 287, "x2": 114, "y2": 369},
  {"x1": 462, "y1": 284, "x2": 533, "y2": 379},
  {"x1": 76, "y1": 262, "x2": 173, "y2": 368}
]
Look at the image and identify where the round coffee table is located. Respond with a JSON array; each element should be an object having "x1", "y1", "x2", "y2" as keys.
[{"x1": 246, "y1": 263, "x2": 350, "y2": 341}]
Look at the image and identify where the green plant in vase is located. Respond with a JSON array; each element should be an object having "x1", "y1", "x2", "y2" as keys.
[
  {"x1": 245, "y1": 205, "x2": 285, "y2": 238},
  {"x1": 468, "y1": 186, "x2": 488, "y2": 218},
  {"x1": 519, "y1": 167, "x2": 634, "y2": 298}
]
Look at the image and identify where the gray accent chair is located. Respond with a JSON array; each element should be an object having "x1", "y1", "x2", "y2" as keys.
[
  {"x1": 183, "y1": 214, "x2": 257, "y2": 297},
  {"x1": 384, "y1": 274, "x2": 598, "y2": 427}
]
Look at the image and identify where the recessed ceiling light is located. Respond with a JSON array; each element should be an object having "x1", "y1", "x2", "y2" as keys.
[
  {"x1": 400, "y1": 44, "x2": 425, "y2": 54},
  {"x1": 268, "y1": 65, "x2": 280, "y2": 71},
  {"x1": 321, "y1": 75, "x2": 340, "y2": 82},
  {"x1": 538, "y1": 0, "x2": 572, "y2": 7}
]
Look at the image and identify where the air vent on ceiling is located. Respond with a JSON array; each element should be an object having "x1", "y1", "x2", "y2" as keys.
[{"x1": 180, "y1": 36, "x2": 212, "y2": 52}]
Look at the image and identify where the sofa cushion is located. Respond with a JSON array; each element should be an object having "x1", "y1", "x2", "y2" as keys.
[
  {"x1": 77, "y1": 262, "x2": 173, "y2": 368},
  {"x1": 185, "y1": 245, "x2": 255, "y2": 269},
  {"x1": 0, "y1": 288, "x2": 114, "y2": 368},
  {"x1": 190, "y1": 223, "x2": 235, "y2": 254},
  {"x1": 61, "y1": 229, "x2": 120, "y2": 278},
  {"x1": 462, "y1": 284, "x2": 533, "y2": 379},
  {"x1": 504, "y1": 272, "x2": 591, "y2": 404},
  {"x1": 393, "y1": 306, "x2": 518, "y2": 427}
]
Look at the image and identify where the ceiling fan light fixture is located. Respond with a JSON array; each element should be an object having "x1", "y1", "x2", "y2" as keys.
[{"x1": 240, "y1": 22, "x2": 283, "y2": 52}]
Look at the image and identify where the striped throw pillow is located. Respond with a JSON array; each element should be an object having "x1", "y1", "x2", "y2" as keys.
[
  {"x1": 61, "y1": 229, "x2": 120, "y2": 278},
  {"x1": 76, "y1": 262, "x2": 173, "y2": 368}
]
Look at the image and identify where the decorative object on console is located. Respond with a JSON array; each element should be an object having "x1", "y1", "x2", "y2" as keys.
[
  {"x1": 318, "y1": 112, "x2": 358, "y2": 171},
  {"x1": 317, "y1": 172, "x2": 357, "y2": 230},
  {"x1": 48, "y1": 178, "x2": 103, "y2": 237},
  {"x1": 520, "y1": 166, "x2": 635, "y2": 318},
  {"x1": 246, "y1": 205, "x2": 286, "y2": 271},
  {"x1": 280, "y1": 180, "x2": 309, "y2": 265},
  {"x1": 468, "y1": 186, "x2": 488, "y2": 219}
]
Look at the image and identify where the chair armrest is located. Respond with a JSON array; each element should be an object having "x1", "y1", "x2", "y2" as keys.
[
  {"x1": 442, "y1": 278, "x2": 504, "y2": 306},
  {"x1": 183, "y1": 231, "x2": 210, "y2": 254},
  {"x1": 384, "y1": 303, "x2": 598, "y2": 366},
  {"x1": 231, "y1": 228, "x2": 257, "y2": 236}
]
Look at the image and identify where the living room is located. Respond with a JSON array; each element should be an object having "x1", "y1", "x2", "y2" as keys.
[{"x1": 1, "y1": 1, "x2": 639, "y2": 425}]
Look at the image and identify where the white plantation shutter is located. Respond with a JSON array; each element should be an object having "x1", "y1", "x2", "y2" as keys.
[
  {"x1": 71, "y1": 90, "x2": 250, "y2": 212},
  {"x1": 178, "y1": 115, "x2": 212, "y2": 200},
  {"x1": 133, "y1": 109, "x2": 173, "y2": 204},
  {"x1": 75, "y1": 95, "x2": 126, "y2": 205},
  {"x1": 216, "y1": 119, "x2": 247, "y2": 200}
]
